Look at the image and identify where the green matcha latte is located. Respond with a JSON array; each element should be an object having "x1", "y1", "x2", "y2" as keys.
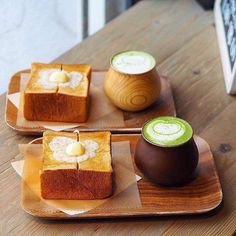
[
  {"x1": 111, "y1": 51, "x2": 156, "y2": 74},
  {"x1": 142, "y1": 116, "x2": 193, "y2": 147}
]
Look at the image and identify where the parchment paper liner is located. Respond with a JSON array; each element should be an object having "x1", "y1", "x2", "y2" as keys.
[
  {"x1": 14, "y1": 72, "x2": 124, "y2": 131},
  {"x1": 19, "y1": 141, "x2": 141, "y2": 215}
]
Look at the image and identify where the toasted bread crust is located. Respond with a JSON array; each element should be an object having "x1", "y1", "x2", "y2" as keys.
[
  {"x1": 41, "y1": 131, "x2": 113, "y2": 200},
  {"x1": 24, "y1": 92, "x2": 89, "y2": 122},
  {"x1": 41, "y1": 169, "x2": 112, "y2": 200},
  {"x1": 23, "y1": 63, "x2": 91, "y2": 122}
]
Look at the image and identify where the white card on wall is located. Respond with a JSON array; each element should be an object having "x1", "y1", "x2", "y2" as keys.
[{"x1": 215, "y1": 0, "x2": 236, "y2": 94}]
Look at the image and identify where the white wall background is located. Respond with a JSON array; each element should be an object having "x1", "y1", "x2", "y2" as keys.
[
  {"x1": 0, "y1": 0, "x2": 131, "y2": 94},
  {"x1": 0, "y1": 0, "x2": 83, "y2": 94}
]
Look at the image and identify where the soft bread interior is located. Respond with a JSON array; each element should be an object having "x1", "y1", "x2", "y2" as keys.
[
  {"x1": 24, "y1": 63, "x2": 91, "y2": 96},
  {"x1": 25, "y1": 63, "x2": 61, "y2": 93},
  {"x1": 43, "y1": 131, "x2": 77, "y2": 171},
  {"x1": 58, "y1": 64, "x2": 91, "y2": 96},
  {"x1": 79, "y1": 132, "x2": 112, "y2": 172},
  {"x1": 42, "y1": 131, "x2": 112, "y2": 172}
]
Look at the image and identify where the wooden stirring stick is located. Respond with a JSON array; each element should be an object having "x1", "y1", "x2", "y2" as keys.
[{"x1": 73, "y1": 130, "x2": 80, "y2": 142}]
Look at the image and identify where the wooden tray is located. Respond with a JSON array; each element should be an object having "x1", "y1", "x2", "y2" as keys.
[
  {"x1": 5, "y1": 69, "x2": 176, "y2": 134},
  {"x1": 21, "y1": 134, "x2": 223, "y2": 219}
]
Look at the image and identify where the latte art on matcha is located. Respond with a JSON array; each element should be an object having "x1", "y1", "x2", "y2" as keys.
[
  {"x1": 111, "y1": 51, "x2": 156, "y2": 74},
  {"x1": 153, "y1": 122, "x2": 185, "y2": 142},
  {"x1": 143, "y1": 117, "x2": 193, "y2": 147}
]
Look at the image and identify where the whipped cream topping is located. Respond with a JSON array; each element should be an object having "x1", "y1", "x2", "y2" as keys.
[
  {"x1": 38, "y1": 69, "x2": 83, "y2": 89},
  {"x1": 49, "y1": 137, "x2": 99, "y2": 163}
]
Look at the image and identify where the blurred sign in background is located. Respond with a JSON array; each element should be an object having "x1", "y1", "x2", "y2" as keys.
[{"x1": 215, "y1": 0, "x2": 236, "y2": 94}]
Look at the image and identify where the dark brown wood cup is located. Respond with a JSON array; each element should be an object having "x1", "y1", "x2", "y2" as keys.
[{"x1": 134, "y1": 135, "x2": 199, "y2": 186}]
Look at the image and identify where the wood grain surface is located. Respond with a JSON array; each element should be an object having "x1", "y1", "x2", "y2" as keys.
[
  {"x1": 6, "y1": 70, "x2": 175, "y2": 134},
  {"x1": 1, "y1": 0, "x2": 236, "y2": 235},
  {"x1": 21, "y1": 134, "x2": 222, "y2": 219},
  {"x1": 104, "y1": 67, "x2": 161, "y2": 111}
]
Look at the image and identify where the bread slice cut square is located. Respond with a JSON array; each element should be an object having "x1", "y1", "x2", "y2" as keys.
[
  {"x1": 24, "y1": 63, "x2": 91, "y2": 122},
  {"x1": 40, "y1": 131, "x2": 113, "y2": 200}
]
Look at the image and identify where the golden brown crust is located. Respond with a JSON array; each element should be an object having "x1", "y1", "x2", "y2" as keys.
[
  {"x1": 23, "y1": 63, "x2": 91, "y2": 122},
  {"x1": 59, "y1": 64, "x2": 91, "y2": 96},
  {"x1": 62, "y1": 64, "x2": 91, "y2": 80},
  {"x1": 42, "y1": 131, "x2": 77, "y2": 170},
  {"x1": 42, "y1": 131, "x2": 112, "y2": 171},
  {"x1": 41, "y1": 169, "x2": 112, "y2": 200},
  {"x1": 32, "y1": 62, "x2": 62, "y2": 70},
  {"x1": 25, "y1": 63, "x2": 61, "y2": 93},
  {"x1": 24, "y1": 92, "x2": 89, "y2": 122},
  {"x1": 41, "y1": 131, "x2": 113, "y2": 200}
]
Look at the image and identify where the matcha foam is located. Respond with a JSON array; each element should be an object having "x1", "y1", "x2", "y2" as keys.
[
  {"x1": 111, "y1": 51, "x2": 156, "y2": 74},
  {"x1": 143, "y1": 116, "x2": 193, "y2": 147}
]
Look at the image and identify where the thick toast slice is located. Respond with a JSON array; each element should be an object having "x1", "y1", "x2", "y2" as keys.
[
  {"x1": 40, "y1": 131, "x2": 113, "y2": 200},
  {"x1": 24, "y1": 63, "x2": 91, "y2": 122}
]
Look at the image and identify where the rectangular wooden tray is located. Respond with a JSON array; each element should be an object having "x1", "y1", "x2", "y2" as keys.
[
  {"x1": 21, "y1": 134, "x2": 223, "y2": 219},
  {"x1": 5, "y1": 69, "x2": 176, "y2": 134}
]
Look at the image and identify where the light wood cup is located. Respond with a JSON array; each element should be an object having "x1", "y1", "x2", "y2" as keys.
[{"x1": 104, "y1": 52, "x2": 161, "y2": 112}]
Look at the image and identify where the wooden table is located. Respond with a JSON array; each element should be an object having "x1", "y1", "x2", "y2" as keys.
[{"x1": 1, "y1": 0, "x2": 236, "y2": 235}]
